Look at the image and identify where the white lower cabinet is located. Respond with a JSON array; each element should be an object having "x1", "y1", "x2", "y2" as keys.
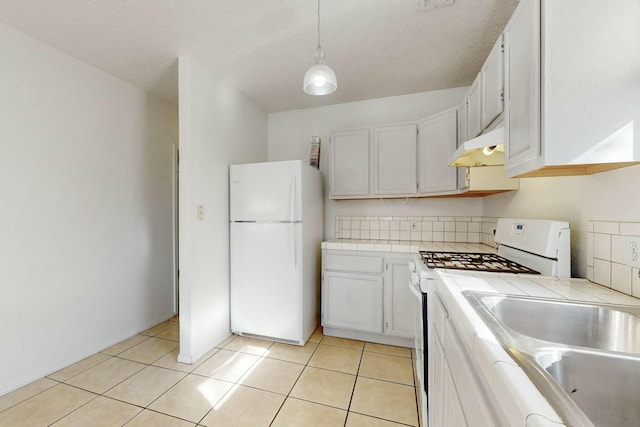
[
  {"x1": 323, "y1": 271, "x2": 383, "y2": 334},
  {"x1": 384, "y1": 258, "x2": 414, "y2": 338},
  {"x1": 431, "y1": 330, "x2": 467, "y2": 427},
  {"x1": 430, "y1": 293, "x2": 504, "y2": 427},
  {"x1": 321, "y1": 250, "x2": 414, "y2": 346}
]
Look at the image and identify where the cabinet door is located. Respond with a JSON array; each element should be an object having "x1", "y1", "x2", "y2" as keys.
[
  {"x1": 504, "y1": 0, "x2": 541, "y2": 172},
  {"x1": 481, "y1": 34, "x2": 504, "y2": 129},
  {"x1": 372, "y1": 124, "x2": 417, "y2": 195},
  {"x1": 432, "y1": 322, "x2": 469, "y2": 427},
  {"x1": 457, "y1": 98, "x2": 468, "y2": 147},
  {"x1": 444, "y1": 362, "x2": 468, "y2": 427},
  {"x1": 543, "y1": 0, "x2": 640, "y2": 166},
  {"x1": 330, "y1": 129, "x2": 370, "y2": 197},
  {"x1": 417, "y1": 109, "x2": 458, "y2": 194},
  {"x1": 467, "y1": 74, "x2": 482, "y2": 139},
  {"x1": 445, "y1": 319, "x2": 498, "y2": 426},
  {"x1": 322, "y1": 271, "x2": 383, "y2": 333},
  {"x1": 430, "y1": 332, "x2": 446, "y2": 427},
  {"x1": 383, "y1": 258, "x2": 414, "y2": 338}
]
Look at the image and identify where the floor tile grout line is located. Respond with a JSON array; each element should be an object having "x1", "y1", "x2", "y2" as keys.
[
  {"x1": 267, "y1": 330, "x2": 325, "y2": 427},
  {"x1": 4, "y1": 324, "x2": 417, "y2": 426},
  {"x1": 343, "y1": 342, "x2": 365, "y2": 426},
  {"x1": 59, "y1": 345, "x2": 180, "y2": 410},
  {"x1": 194, "y1": 335, "x2": 311, "y2": 426},
  {"x1": 356, "y1": 373, "x2": 416, "y2": 387},
  {"x1": 0, "y1": 317, "x2": 180, "y2": 417},
  {"x1": 0, "y1": 378, "x2": 63, "y2": 415},
  {"x1": 409, "y1": 342, "x2": 421, "y2": 427},
  {"x1": 50, "y1": 352, "x2": 119, "y2": 384},
  {"x1": 1, "y1": 323, "x2": 185, "y2": 425},
  {"x1": 194, "y1": 343, "x2": 271, "y2": 426},
  {"x1": 122, "y1": 407, "x2": 195, "y2": 426},
  {"x1": 42, "y1": 387, "x2": 104, "y2": 427},
  {"x1": 348, "y1": 409, "x2": 417, "y2": 427}
]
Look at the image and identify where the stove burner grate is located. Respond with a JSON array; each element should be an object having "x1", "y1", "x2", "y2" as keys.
[{"x1": 419, "y1": 251, "x2": 540, "y2": 274}]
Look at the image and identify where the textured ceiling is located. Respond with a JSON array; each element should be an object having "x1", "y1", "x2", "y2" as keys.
[{"x1": 0, "y1": 0, "x2": 518, "y2": 113}]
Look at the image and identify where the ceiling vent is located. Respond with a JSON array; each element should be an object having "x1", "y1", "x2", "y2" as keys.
[{"x1": 417, "y1": 0, "x2": 455, "y2": 10}]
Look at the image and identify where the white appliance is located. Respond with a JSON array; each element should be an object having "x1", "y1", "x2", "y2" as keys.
[
  {"x1": 408, "y1": 218, "x2": 571, "y2": 426},
  {"x1": 230, "y1": 160, "x2": 323, "y2": 345}
]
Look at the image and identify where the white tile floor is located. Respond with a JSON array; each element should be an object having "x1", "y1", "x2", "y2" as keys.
[{"x1": 0, "y1": 318, "x2": 420, "y2": 426}]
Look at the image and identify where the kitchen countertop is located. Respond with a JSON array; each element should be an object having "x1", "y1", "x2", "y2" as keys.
[
  {"x1": 434, "y1": 269, "x2": 640, "y2": 426},
  {"x1": 321, "y1": 239, "x2": 497, "y2": 254},
  {"x1": 323, "y1": 238, "x2": 640, "y2": 425}
]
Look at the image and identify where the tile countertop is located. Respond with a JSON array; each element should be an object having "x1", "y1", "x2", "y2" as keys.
[
  {"x1": 321, "y1": 239, "x2": 497, "y2": 254},
  {"x1": 434, "y1": 269, "x2": 640, "y2": 426},
  {"x1": 322, "y1": 239, "x2": 640, "y2": 425}
]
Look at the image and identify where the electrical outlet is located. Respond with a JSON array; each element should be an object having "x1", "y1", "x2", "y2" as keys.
[
  {"x1": 197, "y1": 205, "x2": 205, "y2": 220},
  {"x1": 411, "y1": 221, "x2": 418, "y2": 231},
  {"x1": 627, "y1": 237, "x2": 640, "y2": 268}
]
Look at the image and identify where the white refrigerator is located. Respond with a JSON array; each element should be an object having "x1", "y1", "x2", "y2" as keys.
[{"x1": 230, "y1": 160, "x2": 323, "y2": 345}]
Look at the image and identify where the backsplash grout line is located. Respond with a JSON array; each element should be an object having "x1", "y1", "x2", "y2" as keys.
[
  {"x1": 333, "y1": 215, "x2": 498, "y2": 246},
  {"x1": 588, "y1": 219, "x2": 640, "y2": 299}
]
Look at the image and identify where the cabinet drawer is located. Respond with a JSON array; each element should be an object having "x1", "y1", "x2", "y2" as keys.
[{"x1": 323, "y1": 254, "x2": 384, "y2": 274}]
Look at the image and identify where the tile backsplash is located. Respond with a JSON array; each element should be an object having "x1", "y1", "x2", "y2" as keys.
[
  {"x1": 334, "y1": 215, "x2": 498, "y2": 246},
  {"x1": 587, "y1": 220, "x2": 640, "y2": 298}
]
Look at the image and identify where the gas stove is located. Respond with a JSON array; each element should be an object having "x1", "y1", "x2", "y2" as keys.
[
  {"x1": 409, "y1": 219, "x2": 571, "y2": 425},
  {"x1": 419, "y1": 251, "x2": 541, "y2": 274}
]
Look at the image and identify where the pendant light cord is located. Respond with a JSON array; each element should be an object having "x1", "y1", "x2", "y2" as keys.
[{"x1": 317, "y1": 0, "x2": 321, "y2": 49}]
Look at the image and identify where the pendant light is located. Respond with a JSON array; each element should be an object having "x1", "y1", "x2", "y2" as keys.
[{"x1": 303, "y1": 0, "x2": 337, "y2": 95}]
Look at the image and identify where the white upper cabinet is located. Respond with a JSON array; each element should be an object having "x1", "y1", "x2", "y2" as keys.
[
  {"x1": 466, "y1": 74, "x2": 482, "y2": 139},
  {"x1": 330, "y1": 111, "x2": 516, "y2": 199},
  {"x1": 504, "y1": 0, "x2": 640, "y2": 178},
  {"x1": 457, "y1": 98, "x2": 468, "y2": 147},
  {"x1": 329, "y1": 129, "x2": 370, "y2": 198},
  {"x1": 372, "y1": 124, "x2": 418, "y2": 195},
  {"x1": 418, "y1": 109, "x2": 458, "y2": 194},
  {"x1": 503, "y1": 0, "x2": 540, "y2": 173},
  {"x1": 459, "y1": 33, "x2": 504, "y2": 146},
  {"x1": 481, "y1": 34, "x2": 504, "y2": 129}
]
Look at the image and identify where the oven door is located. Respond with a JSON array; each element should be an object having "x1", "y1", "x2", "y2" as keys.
[{"x1": 409, "y1": 272, "x2": 428, "y2": 407}]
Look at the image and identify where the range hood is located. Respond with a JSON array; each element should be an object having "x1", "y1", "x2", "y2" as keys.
[{"x1": 449, "y1": 125, "x2": 505, "y2": 167}]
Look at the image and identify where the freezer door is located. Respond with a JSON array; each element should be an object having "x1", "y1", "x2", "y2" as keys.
[
  {"x1": 230, "y1": 222, "x2": 302, "y2": 343},
  {"x1": 230, "y1": 161, "x2": 302, "y2": 222}
]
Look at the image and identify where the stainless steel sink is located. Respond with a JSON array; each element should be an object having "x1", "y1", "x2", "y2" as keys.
[
  {"x1": 475, "y1": 293, "x2": 640, "y2": 353},
  {"x1": 533, "y1": 348, "x2": 640, "y2": 427},
  {"x1": 463, "y1": 291, "x2": 640, "y2": 427}
]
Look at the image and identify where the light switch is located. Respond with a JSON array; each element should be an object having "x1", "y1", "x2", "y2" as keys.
[{"x1": 197, "y1": 205, "x2": 204, "y2": 220}]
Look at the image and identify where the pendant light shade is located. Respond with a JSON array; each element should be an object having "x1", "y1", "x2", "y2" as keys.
[
  {"x1": 303, "y1": 0, "x2": 337, "y2": 95},
  {"x1": 303, "y1": 47, "x2": 337, "y2": 95}
]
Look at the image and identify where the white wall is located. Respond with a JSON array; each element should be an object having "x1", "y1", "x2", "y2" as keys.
[
  {"x1": 0, "y1": 22, "x2": 178, "y2": 394},
  {"x1": 483, "y1": 164, "x2": 640, "y2": 278},
  {"x1": 268, "y1": 87, "x2": 483, "y2": 237},
  {"x1": 178, "y1": 55, "x2": 267, "y2": 363}
]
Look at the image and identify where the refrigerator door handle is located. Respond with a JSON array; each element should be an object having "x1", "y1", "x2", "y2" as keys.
[{"x1": 291, "y1": 224, "x2": 297, "y2": 269}]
